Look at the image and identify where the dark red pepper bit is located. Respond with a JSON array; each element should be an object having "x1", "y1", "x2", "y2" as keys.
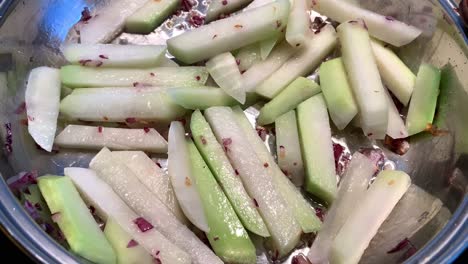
[
  {"x1": 292, "y1": 254, "x2": 312, "y2": 264},
  {"x1": 213, "y1": 236, "x2": 220, "y2": 241},
  {"x1": 195, "y1": 75, "x2": 201, "y2": 81},
  {"x1": 99, "y1": 54, "x2": 109, "y2": 59},
  {"x1": 200, "y1": 135, "x2": 207, "y2": 145},
  {"x1": 97, "y1": 126, "x2": 103, "y2": 133},
  {"x1": 156, "y1": 162, "x2": 162, "y2": 168},
  {"x1": 126, "y1": 239, "x2": 139, "y2": 248},
  {"x1": 234, "y1": 169, "x2": 239, "y2": 175},
  {"x1": 143, "y1": 127, "x2": 151, "y2": 133},
  {"x1": 222, "y1": 0, "x2": 228, "y2": 5},
  {"x1": 125, "y1": 117, "x2": 138, "y2": 124},
  {"x1": 253, "y1": 198, "x2": 259, "y2": 207},
  {"x1": 14, "y1": 102, "x2": 27, "y2": 114},
  {"x1": 315, "y1": 207, "x2": 325, "y2": 222},
  {"x1": 384, "y1": 136, "x2": 410, "y2": 156},
  {"x1": 133, "y1": 217, "x2": 154, "y2": 232},
  {"x1": 79, "y1": 7, "x2": 93, "y2": 23},
  {"x1": 78, "y1": 59, "x2": 92, "y2": 66},
  {"x1": 263, "y1": 162, "x2": 269, "y2": 168},
  {"x1": 387, "y1": 238, "x2": 414, "y2": 254}
]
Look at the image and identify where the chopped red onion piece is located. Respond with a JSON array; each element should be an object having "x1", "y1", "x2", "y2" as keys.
[
  {"x1": 133, "y1": 217, "x2": 154, "y2": 232},
  {"x1": 127, "y1": 239, "x2": 139, "y2": 248}
]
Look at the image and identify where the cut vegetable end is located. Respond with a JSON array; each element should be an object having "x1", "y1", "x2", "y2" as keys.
[
  {"x1": 125, "y1": 0, "x2": 180, "y2": 34},
  {"x1": 257, "y1": 77, "x2": 321, "y2": 125},
  {"x1": 406, "y1": 64, "x2": 441, "y2": 136}
]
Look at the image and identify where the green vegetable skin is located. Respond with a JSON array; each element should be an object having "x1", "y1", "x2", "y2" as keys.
[
  {"x1": 168, "y1": 87, "x2": 239, "y2": 109},
  {"x1": 233, "y1": 107, "x2": 321, "y2": 234},
  {"x1": 167, "y1": 0, "x2": 290, "y2": 63},
  {"x1": 190, "y1": 110, "x2": 270, "y2": 237},
  {"x1": 104, "y1": 217, "x2": 153, "y2": 264},
  {"x1": 259, "y1": 35, "x2": 280, "y2": 60},
  {"x1": 60, "y1": 65, "x2": 208, "y2": 88},
  {"x1": 187, "y1": 140, "x2": 257, "y2": 264},
  {"x1": 125, "y1": 0, "x2": 180, "y2": 34},
  {"x1": 319, "y1": 58, "x2": 358, "y2": 130},
  {"x1": 297, "y1": 94, "x2": 337, "y2": 204},
  {"x1": 406, "y1": 64, "x2": 441, "y2": 136},
  {"x1": 38, "y1": 175, "x2": 116, "y2": 264},
  {"x1": 257, "y1": 77, "x2": 321, "y2": 125}
]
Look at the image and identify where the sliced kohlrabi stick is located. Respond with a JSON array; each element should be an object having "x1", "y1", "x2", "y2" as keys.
[
  {"x1": 338, "y1": 20, "x2": 388, "y2": 139},
  {"x1": 25, "y1": 67, "x2": 61, "y2": 152},
  {"x1": 257, "y1": 77, "x2": 321, "y2": 125},
  {"x1": 330, "y1": 170, "x2": 411, "y2": 264},
  {"x1": 89, "y1": 148, "x2": 223, "y2": 264},
  {"x1": 60, "y1": 87, "x2": 187, "y2": 122},
  {"x1": 297, "y1": 94, "x2": 337, "y2": 204},
  {"x1": 111, "y1": 151, "x2": 187, "y2": 225},
  {"x1": 243, "y1": 0, "x2": 273, "y2": 10},
  {"x1": 256, "y1": 25, "x2": 337, "y2": 99},
  {"x1": 168, "y1": 87, "x2": 238, "y2": 109},
  {"x1": 360, "y1": 185, "x2": 443, "y2": 264},
  {"x1": 206, "y1": 0, "x2": 254, "y2": 22},
  {"x1": 384, "y1": 89, "x2": 408, "y2": 139},
  {"x1": 61, "y1": 44, "x2": 166, "y2": 68},
  {"x1": 103, "y1": 217, "x2": 153, "y2": 264},
  {"x1": 311, "y1": 0, "x2": 422, "y2": 47},
  {"x1": 406, "y1": 64, "x2": 441, "y2": 136},
  {"x1": 370, "y1": 40, "x2": 416, "y2": 106},
  {"x1": 167, "y1": 0, "x2": 290, "y2": 64},
  {"x1": 125, "y1": 0, "x2": 180, "y2": 34},
  {"x1": 187, "y1": 140, "x2": 257, "y2": 263},
  {"x1": 308, "y1": 152, "x2": 375, "y2": 264},
  {"x1": 37, "y1": 175, "x2": 116, "y2": 264},
  {"x1": 234, "y1": 43, "x2": 262, "y2": 72},
  {"x1": 190, "y1": 110, "x2": 270, "y2": 237},
  {"x1": 285, "y1": 0, "x2": 309, "y2": 47},
  {"x1": 259, "y1": 35, "x2": 280, "y2": 60},
  {"x1": 66, "y1": 167, "x2": 191, "y2": 264},
  {"x1": 79, "y1": 0, "x2": 148, "y2": 43},
  {"x1": 206, "y1": 52, "x2": 245, "y2": 103},
  {"x1": 205, "y1": 107, "x2": 302, "y2": 256},
  {"x1": 60, "y1": 65, "x2": 208, "y2": 88},
  {"x1": 242, "y1": 40, "x2": 297, "y2": 92},
  {"x1": 54, "y1": 125, "x2": 168, "y2": 153},
  {"x1": 275, "y1": 110, "x2": 305, "y2": 187},
  {"x1": 168, "y1": 122, "x2": 209, "y2": 232},
  {"x1": 233, "y1": 106, "x2": 321, "y2": 234},
  {"x1": 319, "y1": 57, "x2": 358, "y2": 130}
]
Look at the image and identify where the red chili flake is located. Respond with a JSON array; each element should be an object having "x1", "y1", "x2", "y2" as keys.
[
  {"x1": 293, "y1": 162, "x2": 298, "y2": 166},
  {"x1": 51, "y1": 212, "x2": 62, "y2": 223},
  {"x1": 272, "y1": 249, "x2": 280, "y2": 261},
  {"x1": 292, "y1": 253, "x2": 312, "y2": 264},
  {"x1": 236, "y1": 59, "x2": 240, "y2": 65},
  {"x1": 241, "y1": 70, "x2": 246, "y2": 74},
  {"x1": 176, "y1": 118, "x2": 187, "y2": 126},
  {"x1": 4, "y1": 123, "x2": 13, "y2": 154},
  {"x1": 362, "y1": 21, "x2": 369, "y2": 30},
  {"x1": 180, "y1": 0, "x2": 194, "y2": 12},
  {"x1": 133, "y1": 82, "x2": 140, "y2": 87},
  {"x1": 134, "y1": 217, "x2": 154, "y2": 232},
  {"x1": 384, "y1": 136, "x2": 410, "y2": 155},
  {"x1": 103, "y1": 116, "x2": 109, "y2": 121},
  {"x1": 89, "y1": 205, "x2": 96, "y2": 214},
  {"x1": 78, "y1": 59, "x2": 92, "y2": 66},
  {"x1": 20, "y1": 119, "x2": 28, "y2": 126},
  {"x1": 200, "y1": 136, "x2": 207, "y2": 145},
  {"x1": 156, "y1": 162, "x2": 162, "y2": 168},
  {"x1": 95, "y1": 61, "x2": 103, "y2": 67},
  {"x1": 97, "y1": 126, "x2": 103, "y2": 133},
  {"x1": 296, "y1": 43, "x2": 301, "y2": 47},
  {"x1": 234, "y1": 169, "x2": 239, "y2": 175},
  {"x1": 222, "y1": 0, "x2": 228, "y2": 5},
  {"x1": 127, "y1": 239, "x2": 139, "y2": 248},
  {"x1": 315, "y1": 207, "x2": 325, "y2": 222},
  {"x1": 99, "y1": 54, "x2": 109, "y2": 59},
  {"x1": 195, "y1": 75, "x2": 201, "y2": 81},
  {"x1": 385, "y1": 16, "x2": 396, "y2": 21},
  {"x1": 367, "y1": 133, "x2": 373, "y2": 137},
  {"x1": 185, "y1": 177, "x2": 192, "y2": 186},
  {"x1": 150, "y1": 72, "x2": 155, "y2": 77},
  {"x1": 79, "y1": 7, "x2": 93, "y2": 22},
  {"x1": 253, "y1": 198, "x2": 259, "y2": 207},
  {"x1": 213, "y1": 236, "x2": 220, "y2": 241},
  {"x1": 222, "y1": 138, "x2": 232, "y2": 152},
  {"x1": 212, "y1": 34, "x2": 218, "y2": 39},
  {"x1": 126, "y1": 117, "x2": 137, "y2": 124},
  {"x1": 275, "y1": 20, "x2": 282, "y2": 28},
  {"x1": 234, "y1": 24, "x2": 243, "y2": 28},
  {"x1": 144, "y1": 127, "x2": 151, "y2": 133},
  {"x1": 263, "y1": 163, "x2": 269, "y2": 168},
  {"x1": 14, "y1": 102, "x2": 26, "y2": 114}
]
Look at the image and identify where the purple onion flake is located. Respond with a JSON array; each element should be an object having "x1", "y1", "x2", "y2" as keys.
[
  {"x1": 127, "y1": 239, "x2": 139, "y2": 248},
  {"x1": 134, "y1": 217, "x2": 154, "y2": 232}
]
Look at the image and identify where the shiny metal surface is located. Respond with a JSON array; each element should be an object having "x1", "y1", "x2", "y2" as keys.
[{"x1": 0, "y1": 0, "x2": 467, "y2": 263}]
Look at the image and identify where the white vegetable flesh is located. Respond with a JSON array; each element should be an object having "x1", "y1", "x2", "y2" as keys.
[
  {"x1": 285, "y1": 0, "x2": 309, "y2": 47},
  {"x1": 206, "y1": 52, "x2": 245, "y2": 103},
  {"x1": 206, "y1": 0, "x2": 254, "y2": 22}
]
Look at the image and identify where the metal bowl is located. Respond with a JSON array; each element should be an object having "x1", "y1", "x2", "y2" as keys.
[{"x1": 0, "y1": 0, "x2": 467, "y2": 263}]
